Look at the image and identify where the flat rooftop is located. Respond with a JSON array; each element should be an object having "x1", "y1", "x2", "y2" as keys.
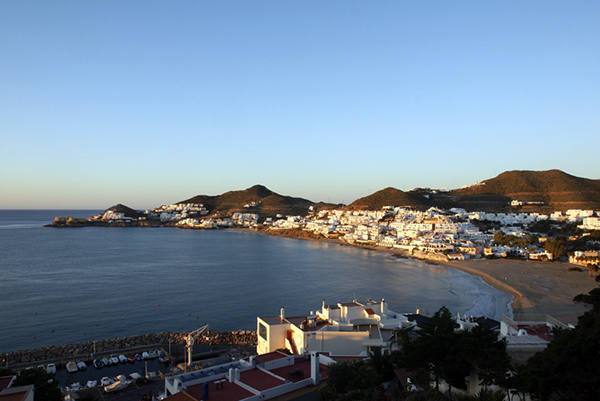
[
  {"x1": 254, "y1": 351, "x2": 289, "y2": 364},
  {"x1": 239, "y1": 369, "x2": 285, "y2": 391},
  {"x1": 269, "y1": 358, "x2": 328, "y2": 383},
  {"x1": 185, "y1": 380, "x2": 254, "y2": 401},
  {"x1": 0, "y1": 377, "x2": 14, "y2": 393}
]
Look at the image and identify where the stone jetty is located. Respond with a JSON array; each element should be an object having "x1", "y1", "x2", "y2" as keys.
[{"x1": 1, "y1": 330, "x2": 256, "y2": 369}]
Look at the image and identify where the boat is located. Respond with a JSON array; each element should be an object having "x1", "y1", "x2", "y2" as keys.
[
  {"x1": 104, "y1": 375, "x2": 128, "y2": 393},
  {"x1": 110, "y1": 355, "x2": 119, "y2": 365},
  {"x1": 118, "y1": 354, "x2": 128, "y2": 364},
  {"x1": 141, "y1": 351, "x2": 150, "y2": 359},
  {"x1": 76, "y1": 361, "x2": 87, "y2": 370},
  {"x1": 100, "y1": 377, "x2": 113, "y2": 387},
  {"x1": 66, "y1": 361, "x2": 78, "y2": 373},
  {"x1": 86, "y1": 380, "x2": 97, "y2": 388},
  {"x1": 93, "y1": 359, "x2": 104, "y2": 369},
  {"x1": 129, "y1": 372, "x2": 142, "y2": 380},
  {"x1": 70, "y1": 382, "x2": 81, "y2": 391},
  {"x1": 101, "y1": 357, "x2": 110, "y2": 366},
  {"x1": 46, "y1": 363, "x2": 56, "y2": 375},
  {"x1": 134, "y1": 353, "x2": 142, "y2": 361}
]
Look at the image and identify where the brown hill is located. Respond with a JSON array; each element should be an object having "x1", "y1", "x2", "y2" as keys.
[
  {"x1": 450, "y1": 169, "x2": 600, "y2": 211},
  {"x1": 105, "y1": 203, "x2": 144, "y2": 218},
  {"x1": 348, "y1": 187, "x2": 432, "y2": 210},
  {"x1": 179, "y1": 185, "x2": 327, "y2": 216}
]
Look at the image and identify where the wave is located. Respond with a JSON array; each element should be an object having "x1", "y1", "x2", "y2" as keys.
[{"x1": 0, "y1": 223, "x2": 42, "y2": 229}]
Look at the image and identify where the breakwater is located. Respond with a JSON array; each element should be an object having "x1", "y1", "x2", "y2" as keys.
[{"x1": 1, "y1": 330, "x2": 256, "y2": 369}]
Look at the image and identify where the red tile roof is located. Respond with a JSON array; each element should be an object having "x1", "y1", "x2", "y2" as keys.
[
  {"x1": 254, "y1": 351, "x2": 288, "y2": 364},
  {"x1": 239, "y1": 369, "x2": 285, "y2": 391},
  {"x1": 0, "y1": 377, "x2": 14, "y2": 392},
  {"x1": 185, "y1": 380, "x2": 254, "y2": 401},
  {"x1": 269, "y1": 358, "x2": 328, "y2": 383},
  {"x1": 163, "y1": 391, "x2": 197, "y2": 401},
  {"x1": 517, "y1": 324, "x2": 554, "y2": 341},
  {"x1": 0, "y1": 391, "x2": 29, "y2": 401}
]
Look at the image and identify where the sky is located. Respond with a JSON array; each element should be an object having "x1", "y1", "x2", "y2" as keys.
[{"x1": 1, "y1": 1, "x2": 599, "y2": 209}]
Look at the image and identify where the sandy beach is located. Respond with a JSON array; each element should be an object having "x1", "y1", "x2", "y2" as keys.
[
  {"x1": 260, "y1": 228, "x2": 599, "y2": 324},
  {"x1": 445, "y1": 259, "x2": 598, "y2": 324}
]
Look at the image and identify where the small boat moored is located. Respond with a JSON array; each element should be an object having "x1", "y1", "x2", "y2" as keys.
[
  {"x1": 46, "y1": 363, "x2": 57, "y2": 375},
  {"x1": 86, "y1": 380, "x2": 98, "y2": 388},
  {"x1": 66, "y1": 361, "x2": 78, "y2": 373},
  {"x1": 104, "y1": 375, "x2": 129, "y2": 393},
  {"x1": 118, "y1": 354, "x2": 128, "y2": 364},
  {"x1": 100, "y1": 377, "x2": 113, "y2": 387},
  {"x1": 76, "y1": 361, "x2": 87, "y2": 370},
  {"x1": 93, "y1": 359, "x2": 104, "y2": 369}
]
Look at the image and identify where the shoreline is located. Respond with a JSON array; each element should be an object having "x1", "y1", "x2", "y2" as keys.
[
  {"x1": 253, "y1": 228, "x2": 596, "y2": 324},
  {"x1": 44, "y1": 224, "x2": 596, "y2": 324}
]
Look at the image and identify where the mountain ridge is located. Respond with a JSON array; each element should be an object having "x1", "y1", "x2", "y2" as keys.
[{"x1": 99, "y1": 169, "x2": 600, "y2": 216}]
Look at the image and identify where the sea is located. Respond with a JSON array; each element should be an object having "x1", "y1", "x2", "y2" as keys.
[{"x1": 0, "y1": 210, "x2": 512, "y2": 352}]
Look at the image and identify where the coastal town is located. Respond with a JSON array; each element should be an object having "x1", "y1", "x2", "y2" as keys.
[
  {"x1": 52, "y1": 200, "x2": 600, "y2": 272},
  {"x1": 0, "y1": 297, "x2": 573, "y2": 401}
]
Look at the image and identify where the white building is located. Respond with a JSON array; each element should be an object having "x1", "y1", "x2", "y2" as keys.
[
  {"x1": 579, "y1": 216, "x2": 600, "y2": 231},
  {"x1": 257, "y1": 299, "x2": 413, "y2": 357}
]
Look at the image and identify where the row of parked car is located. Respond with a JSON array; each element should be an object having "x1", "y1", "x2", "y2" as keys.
[
  {"x1": 66, "y1": 373, "x2": 135, "y2": 393},
  {"x1": 61, "y1": 349, "x2": 166, "y2": 373}
]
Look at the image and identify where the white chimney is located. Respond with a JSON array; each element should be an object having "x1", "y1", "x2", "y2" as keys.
[
  {"x1": 321, "y1": 299, "x2": 326, "y2": 312},
  {"x1": 380, "y1": 298, "x2": 386, "y2": 314},
  {"x1": 310, "y1": 352, "x2": 320, "y2": 385},
  {"x1": 280, "y1": 306, "x2": 285, "y2": 321}
]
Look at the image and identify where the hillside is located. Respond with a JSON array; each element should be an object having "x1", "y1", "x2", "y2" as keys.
[
  {"x1": 450, "y1": 169, "x2": 600, "y2": 211},
  {"x1": 348, "y1": 187, "x2": 432, "y2": 210},
  {"x1": 179, "y1": 185, "x2": 329, "y2": 216},
  {"x1": 105, "y1": 203, "x2": 144, "y2": 218}
]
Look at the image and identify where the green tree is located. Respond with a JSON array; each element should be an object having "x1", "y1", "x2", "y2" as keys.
[
  {"x1": 320, "y1": 359, "x2": 384, "y2": 401},
  {"x1": 542, "y1": 237, "x2": 567, "y2": 259},
  {"x1": 397, "y1": 307, "x2": 510, "y2": 398},
  {"x1": 14, "y1": 367, "x2": 62, "y2": 401},
  {"x1": 516, "y1": 284, "x2": 600, "y2": 400}
]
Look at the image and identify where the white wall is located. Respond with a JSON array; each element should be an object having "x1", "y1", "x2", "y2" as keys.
[{"x1": 305, "y1": 330, "x2": 369, "y2": 355}]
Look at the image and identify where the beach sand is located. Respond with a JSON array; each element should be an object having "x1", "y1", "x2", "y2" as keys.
[
  {"x1": 259, "y1": 229, "x2": 598, "y2": 324},
  {"x1": 445, "y1": 259, "x2": 598, "y2": 324}
]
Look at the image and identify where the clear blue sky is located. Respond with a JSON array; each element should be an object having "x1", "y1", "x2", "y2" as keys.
[{"x1": 1, "y1": 1, "x2": 599, "y2": 209}]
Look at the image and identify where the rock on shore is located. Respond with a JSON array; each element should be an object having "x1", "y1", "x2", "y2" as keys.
[{"x1": 1, "y1": 330, "x2": 256, "y2": 368}]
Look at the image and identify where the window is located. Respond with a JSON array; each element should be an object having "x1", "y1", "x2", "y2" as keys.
[{"x1": 259, "y1": 323, "x2": 267, "y2": 340}]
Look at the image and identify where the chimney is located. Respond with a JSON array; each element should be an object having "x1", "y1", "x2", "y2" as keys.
[
  {"x1": 228, "y1": 368, "x2": 235, "y2": 382},
  {"x1": 280, "y1": 306, "x2": 286, "y2": 321},
  {"x1": 380, "y1": 298, "x2": 386, "y2": 314},
  {"x1": 310, "y1": 352, "x2": 320, "y2": 385},
  {"x1": 321, "y1": 299, "x2": 326, "y2": 312},
  {"x1": 416, "y1": 307, "x2": 421, "y2": 315}
]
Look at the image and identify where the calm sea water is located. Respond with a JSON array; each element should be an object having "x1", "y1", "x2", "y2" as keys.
[{"x1": 0, "y1": 210, "x2": 511, "y2": 352}]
